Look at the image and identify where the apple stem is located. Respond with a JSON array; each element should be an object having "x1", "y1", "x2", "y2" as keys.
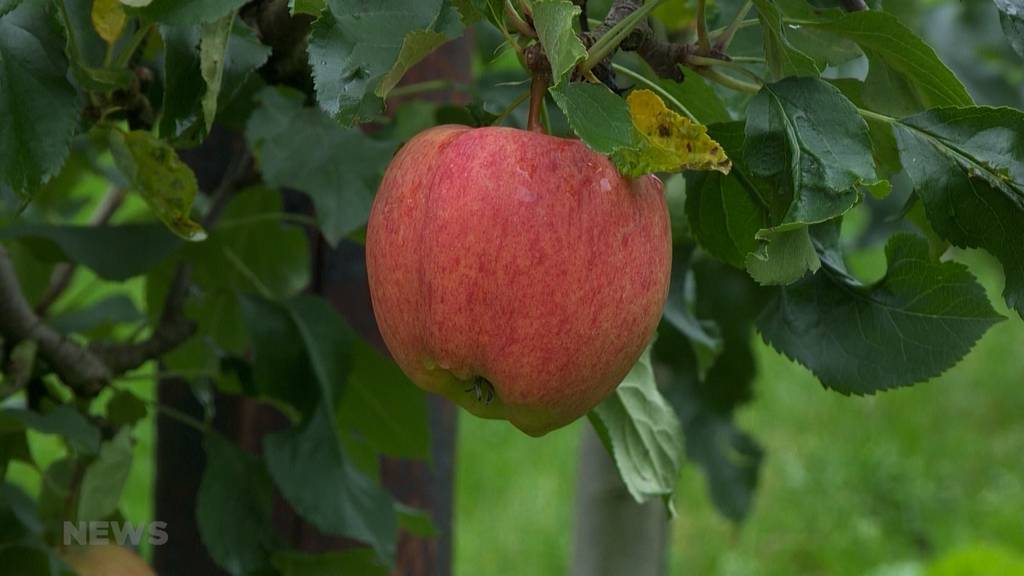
[{"x1": 527, "y1": 73, "x2": 549, "y2": 134}]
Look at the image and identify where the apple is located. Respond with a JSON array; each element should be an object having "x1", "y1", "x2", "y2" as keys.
[
  {"x1": 61, "y1": 544, "x2": 155, "y2": 576},
  {"x1": 366, "y1": 125, "x2": 671, "y2": 436}
]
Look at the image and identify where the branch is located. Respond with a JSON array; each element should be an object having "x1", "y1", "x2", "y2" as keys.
[
  {"x1": 695, "y1": 0, "x2": 711, "y2": 53},
  {"x1": 576, "y1": 0, "x2": 589, "y2": 33},
  {"x1": 91, "y1": 265, "x2": 195, "y2": 375},
  {"x1": 0, "y1": 247, "x2": 112, "y2": 393},
  {"x1": 0, "y1": 150, "x2": 253, "y2": 396},
  {"x1": 91, "y1": 150, "x2": 252, "y2": 376}
]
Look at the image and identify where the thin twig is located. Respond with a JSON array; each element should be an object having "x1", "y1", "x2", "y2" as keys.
[
  {"x1": 582, "y1": 0, "x2": 666, "y2": 74},
  {"x1": 714, "y1": 1, "x2": 753, "y2": 52},
  {"x1": 695, "y1": 67, "x2": 762, "y2": 93},
  {"x1": 505, "y1": 0, "x2": 537, "y2": 37},
  {"x1": 491, "y1": 90, "x2": 531, "y2": 126},
  {"x1": 612, "y1": 63, "x2": 697, "y2": 120},
  {"x1": 0, "y1": 247, "x2": 112, "y2": 393},
  {"x1": 695, "y1": 0, "x2": 711, "y2": 53}
]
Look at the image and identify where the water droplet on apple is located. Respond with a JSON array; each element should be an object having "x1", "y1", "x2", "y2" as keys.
[{"x1": 600, "y1": 178, "x2": 612, "y2": 192}]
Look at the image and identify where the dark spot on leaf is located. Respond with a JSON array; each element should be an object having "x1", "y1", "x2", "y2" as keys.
[{"x1": 657, "y1": 124, "x2": 671, "y2": 137}]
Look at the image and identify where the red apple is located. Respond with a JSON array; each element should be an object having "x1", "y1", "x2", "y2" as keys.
[{"x1": 366, "y1": 125, "x2": 671, "y2": 436}]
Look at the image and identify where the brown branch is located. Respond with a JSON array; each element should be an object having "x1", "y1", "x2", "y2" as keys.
[
  {"x1": 527, "y1": 73, "x2": 549, "y2": 133},
  {"x1": 0, "y1": 150, "x2": 252, "y2": 396},
  {"x1": 0, "y1": 247, "x2": 112, "y2": 393},
  {"x1": 91, "y1": 265, "x2": 195, "y2": 375}
]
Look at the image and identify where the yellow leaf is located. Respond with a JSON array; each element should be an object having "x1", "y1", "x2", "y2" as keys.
[
  {"x1": 110, "y1": 130, "x2": 207, "y2": 242},
  {"x1": 614, "y1": 89, "x2": 732, "y2": 177},
  {"x1": 92, "y1": 0, "x2": 127, "y2": 44}
]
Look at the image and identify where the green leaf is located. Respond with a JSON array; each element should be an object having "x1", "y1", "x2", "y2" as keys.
[
  {"x1": 549, "y1": 82, "x2": 635, "y2": 155},
  {"x1": 0, "y1": 482, "x2": 44, "y2": 543},
  {"x1": 0, "y1": 223, "x2": 180, "y2": 280},
  {"x1": 0, "y1": 0, "x2": 20, "y2": 18},
  {"x1": 751, "y1": 0, "x2": 819, "y2": 80},
  {"x1": 0, "y1": 2, "x2": 80, "y2": 195},
  {"x1": 758, "y1": 234, "x2": 1004, "y2": 394},
  {"x1": 685, "y1": 122, "x2": 766, "y2": 269},
  {"x1": 109, "y1": 130, "x2": 207, "y2": 241},
  {"x1": 160, "y1": 20, "x2": 268, "y2": 142},
  {"x1": 76, "y1": 428, "x2": 133, "y2": 522},
  {"x1": 105, "y1": 390, "x2": 148, "y2": 428},
  {"x1": 336, "y1": 341, "x2": 430, "y2": 460},
  {"x1": 996, "y1": 0, "x2": 1024, "y2": 60},
  {"x1": 829, "y1": 78, "x2": 903, "y2": 178},
  {"x1": 0, "y1": 417, "x2": 31, "y2": 476},
  {"x1": 239, "y1": 294, "x2": 356, "y2": 417},
  {"x1": 588, "y1": 345, "x2": 686, "y2": 504},
  {"x1": 91, "y1": 0, "x2": 127, "y2": 44},
  {"x1": 662, "y1": 251, "x2": 723, "y2": 378},
  {"x1": 197, "y1": 435, "x2": 277, "y2": 575},
  {"x1": 4, "y1": 405, "x2": 100, "y2": 455},
  {"x1": 200, "y1": 13, "x2": 235, "y2": 133},
  {"x1": 284, "y1": 295, "x2": 357, "y2": 406},
  {"x1": 745, "y1": 77, "x2": 876, "y2": 228},
  {"x1": 289, "y1": 0, "x2": 326, "y2": 16},
  {"x1": 246, "y1": 87, "x2": 396, "y2": 244},
  {"x1": 50, "y1": 295, "x2": 143, "y2": 338},
  {"x1": 533, "y1": 0, "x2": 586, "y2": 85},
  {"x1": 892, "y1": 105, "x2": 1024, "y2": 318},
  {"x1": 309, "y1": 0, "x2": 459, "y2": 123},
  {"x1": 744, "y1": 227, "x2": 821, "y2": 286},
  {"x1": 272, "y1": 549, "x2": 389, "y2": 576},
  {"x1": 264, "y1": 406, "x2": 397, "y2": 561},
  {"x1": 468, "y1": 0, "x2": 502, "y2": 26},
  {"x1": 740, "y1": 77, "x2": 878, "y2": 285},
  {"x1": 0, "y1": 544, "x2": 71, "y2": 576},
  {"x1": 189, "y1": 187, "x2": 310, "y2": 299},
  {"x1": 134, "y1": 0, "x2": 248, "y2": 25},
  {"x1": 159, "y1": 24, "x2": 204, "y2": 142},
  {"x1": 806, "y1": 11, "x2": 973, "y2": 116},
  {"x1": 396, "y1": 503, "x2": 438, "y2": 537},
  {"x1": 238, "y1": 295, "x2": 318, "y2": 414},
  {"x1": 216, "y1": 21, "x2": 272, "y2": 112}
]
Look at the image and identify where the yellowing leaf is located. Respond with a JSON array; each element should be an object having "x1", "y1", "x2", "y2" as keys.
[
  {"x1": 92, "y1": 0, "x2": 127, "y2": 44},
  {"x1": 613, "y1": 89, "x2": 732, "y2": 178},
  {"x1": 110, "y1": 130, "x2": 207, "y2": 241}
]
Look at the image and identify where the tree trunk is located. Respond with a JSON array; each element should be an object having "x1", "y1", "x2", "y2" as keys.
[{"x1": 571, "y1": 425, "x2": 670, "y2": 576}]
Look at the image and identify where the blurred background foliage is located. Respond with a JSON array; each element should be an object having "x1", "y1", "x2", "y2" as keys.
[{"x1": 6, "y1": 0, "x2": 1023, "y2": 574}]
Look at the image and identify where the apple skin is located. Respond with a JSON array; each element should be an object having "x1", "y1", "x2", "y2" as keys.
[
  {"x1": 61, "y1": 544, "x2": 155, "y2": 576},
  {"x1": 366, "y1": 125, "x2": 671, "y2": 436}
]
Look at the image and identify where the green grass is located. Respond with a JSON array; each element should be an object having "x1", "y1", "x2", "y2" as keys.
[{"x1": 454, "y1": 251, "x2": 1024, "y2": 575}]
